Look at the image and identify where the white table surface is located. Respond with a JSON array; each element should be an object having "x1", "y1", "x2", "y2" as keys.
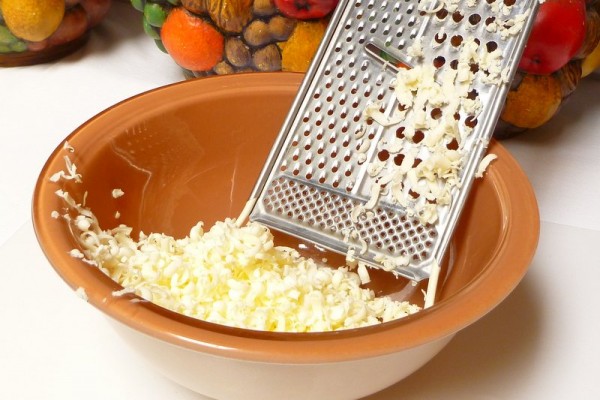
[{"x1": 1, "y1": 3, "x2": 599, "y2": 399}]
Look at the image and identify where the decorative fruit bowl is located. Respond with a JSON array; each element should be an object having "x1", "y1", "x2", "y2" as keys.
[
  {"x1": 132, "y1": 0, "x2": 336, "y2": 77},
  {"x1": 0, "y1": 0, "x2": 112, "y2": 67},
  {"x1": 132, "y1": 0, "x2": 600, "y2": 138}
]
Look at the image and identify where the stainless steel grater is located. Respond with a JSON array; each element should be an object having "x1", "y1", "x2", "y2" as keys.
[{"x1": 248, "y1": 0, "x2": 539, "y2": 281}]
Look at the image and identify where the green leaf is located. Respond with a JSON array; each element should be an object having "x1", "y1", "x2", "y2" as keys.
[
  {"x1": 130, "y1": 0, "x2": 146, "y2": 12},
  {"x1": 144, "y1": 3, "x2": 168, "y2": 28}
]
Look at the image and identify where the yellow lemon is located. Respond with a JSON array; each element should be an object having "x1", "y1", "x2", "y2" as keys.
[{"x1": 1, "y1": 0, "x2": 65, "y2": 42}]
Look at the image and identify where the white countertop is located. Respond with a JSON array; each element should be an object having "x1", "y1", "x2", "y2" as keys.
[{"x1": 1, "y1": 3, "x2": 599, "y2": 399}]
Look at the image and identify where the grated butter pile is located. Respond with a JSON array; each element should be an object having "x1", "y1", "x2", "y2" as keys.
[{"x1": 52, "y1": 152, "x2": 420, "y2": 333}]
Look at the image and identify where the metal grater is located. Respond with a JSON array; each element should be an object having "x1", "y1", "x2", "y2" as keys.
[{"x1": 249, "y1": 0, "x2": 538, "y2": 281}]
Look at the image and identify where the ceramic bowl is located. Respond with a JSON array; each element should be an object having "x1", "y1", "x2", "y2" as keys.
[{"x1": 33, "y1": 72, "x2": 539, "y2": 400}]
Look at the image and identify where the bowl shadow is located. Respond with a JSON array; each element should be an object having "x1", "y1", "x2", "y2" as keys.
[{"x1": 364, "y1": 273, "x2": 543, "y2": 399}]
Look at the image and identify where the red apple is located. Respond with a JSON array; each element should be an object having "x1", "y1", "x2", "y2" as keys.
[
  {"x1": 274, "y1": 0, "x2": 339, "y2": 20},
  {"x1": 519, "y1": 0, "x2": 586, "y2": 75}
]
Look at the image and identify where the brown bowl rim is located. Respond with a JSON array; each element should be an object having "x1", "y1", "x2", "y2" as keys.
[{"x1": 32, "y1": 72, "x2": 539, "y2": 364}]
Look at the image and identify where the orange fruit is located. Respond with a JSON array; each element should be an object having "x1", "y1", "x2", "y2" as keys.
[
  {"x1": 279, "y1": 20, "x2": 327, "y2": 73},
  {"x1": 160, "y1": 7, "x2": 224, "y2": 72},
  {"x1": 1, "y1": 0, "x2": 65, "y2": 42},
  {"x1": 501, "y1": 74, "x2": 562, "y2": 129}
]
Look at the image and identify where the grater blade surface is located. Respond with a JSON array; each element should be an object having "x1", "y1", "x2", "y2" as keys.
[{"x1": 249, "y1": 0, "x2": 539, "y2": 281}]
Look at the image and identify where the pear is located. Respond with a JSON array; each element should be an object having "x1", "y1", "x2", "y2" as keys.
[{"x1": 1, "y1": 0, "x2": 65, "y2": 42}]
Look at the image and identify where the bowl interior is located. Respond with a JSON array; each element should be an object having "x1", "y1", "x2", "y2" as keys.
[{"x1": 33, "y1": 72, "x2": 539, "y2": 361}]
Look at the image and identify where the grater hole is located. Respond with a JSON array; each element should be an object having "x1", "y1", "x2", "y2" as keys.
[
  {"x1": 451, "y1": 35, "x2": 463, "y2": 47},
  {"x1": 486, "y1": 41, "x2": 498, "y2": 53},
  {"x1": 447, "y1": 138, "x2": 459, "y2": 150},
  {"x1": 434, "y1": 32, "x2": 447, "y2": 44},
  {"x1": 469, "y1": 14, "x2": 481, "y2": 26},
  {"x1": 433, "y1": 56, "x2": 446, "y2": 69},
  {"x1": 412, "y1": 130, "x2": 424, "y2": 144},
  {"x1": 465, "y1": 116, "x2": 478, "y2": 128},
  {"x1": 378, "y1": 149, "x2": 390, "y2": 161},
  {"x1": 436, "y1": 8, "x2": 448, "y2": 20},
  {"x1": 452, "y1": 11, "x2": 464, "y2": 23},
  {"x1": 393, "y1": 153, "x2": 405, "y2": 166}
]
